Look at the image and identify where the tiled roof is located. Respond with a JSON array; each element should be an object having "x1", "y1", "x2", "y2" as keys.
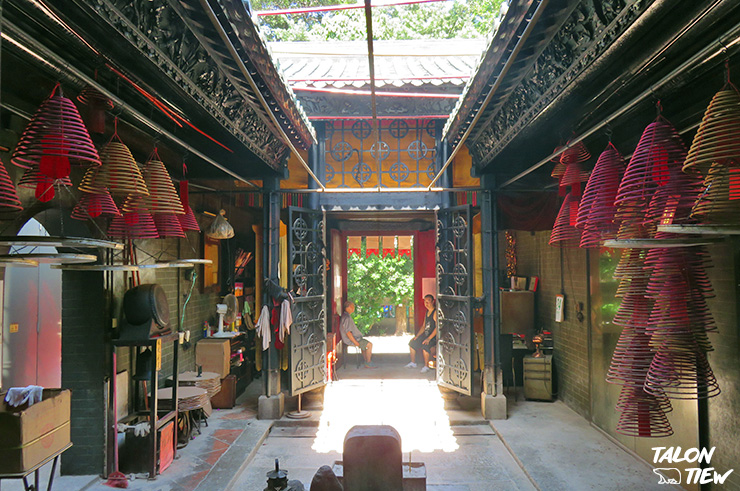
[{"x1": 269, "y1": 40, "x2": 486, "y2": 90}]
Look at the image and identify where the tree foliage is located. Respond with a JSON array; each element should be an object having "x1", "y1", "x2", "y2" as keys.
[
  {"x1": 347, "y1": 239, "x2": 414, "y2": 334},
  {"x1": 252, "y1": 0, "x2": 506, "y2": 42}
]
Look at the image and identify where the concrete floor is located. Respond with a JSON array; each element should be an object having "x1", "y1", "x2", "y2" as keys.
[{"x1": 4, "y1": 342, "x2": 679, "y2": 490}]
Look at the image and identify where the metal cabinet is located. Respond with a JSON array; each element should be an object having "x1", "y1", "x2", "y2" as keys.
[{"x1": 523, "y1": 355, "x2": 553, "y2": 401}]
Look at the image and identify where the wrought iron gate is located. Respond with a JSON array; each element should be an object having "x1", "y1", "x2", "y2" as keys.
[
  {"x1": 288, "y1": 207, "x2": 327, "y2": 396},
  {"x1": 436, "y1": 205, "x2": 474, "y2": 396}
]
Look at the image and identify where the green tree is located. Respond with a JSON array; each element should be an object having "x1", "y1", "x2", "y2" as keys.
[
  {"x1": 252, "y1": 0, "x2": 505, "y2": 42},
  {"x1": 347, "y1": 238, "x2": 414, "y2": 334}
]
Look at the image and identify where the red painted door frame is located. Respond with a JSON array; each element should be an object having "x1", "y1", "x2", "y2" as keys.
[{"x1": 335, "y1": 229, "x2": 436, "y2": 334}]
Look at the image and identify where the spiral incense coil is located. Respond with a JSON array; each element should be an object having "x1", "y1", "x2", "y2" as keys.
[
  {"x1": 559, "y1": 163, "x2": 590, "y2": 192},
  {"x1": 80, "y1": 139, "x2": 148, "y2": 197},
  {"x1": 11, "y1": 85, "x2": 101, "y2": 177},
  {"x1": 77, "y1": 85, "x2": 114, "y2": 110},
  {"x1": 690, "y1": 162, "x2": 740, "y2": 224},
  {"x1": 645, "y1": 170, "x2": 702, "y2": 226},
  {"x1": 127, "y1": 154, "x2": 184, "y2": 215},
  {"x1": 154, "y1": 213, "x2": 185, "y2": 238},
  {"x1": 108, "y1": 211, "x2": 159, "y2": 239},
  {"x1": 174, "y1": 371, "x2": 222, "y2": 399},
  {"x1": 615, "y1": 117, "x2": 687, "y2": 236},
  {"x1": 612, "y1": 296, "x2": 653, "y2": 328},
  {"x1": 71, "y1": 191, "x2": 120, "y2": 220},
  {"x1": 613, "y1": 249, "x2": 649, "y2": 279},
  {"x1": 157, "y1": 386, "x2": 212, "y2": 413},
  {"x1": 683, "y1": 86, "x2": 740, "y2": 177},
  {"x1": 551, "y1": 162, "x2": 566, "y2": 180},
  {"x1": 615, "y1": 385, "x2": 674, "y2": 438},
  {"x1": 616, "y1": 385, "x2": 672, "y2": 414},
  {"x1": 178, "y1": 206, "x2": 201, "y2": 232},
  {"x1": 0, "y1": 159, "x2": 23, "y2": 212},
  {"x1": 606, "y1": 326, "x2": 655, "y2": 386},
  {"x1": 18, "y1": 167, "x2": 72, "y2": 202},
  {"x1": 645, "y1": 344, "x2": 720, "y2": 400},
  {"x1": 615, "y1": 217, "x2": 655, "y2": 240},
  {"x1": 549, "y1": 192, "x2": 582, "y2": 247},
  {"x1": 576, "y1": 144, "x2": 625, "y2": 247},
  {"x1": 559, "y1": 140, "x2": 591, "y2": 165}
]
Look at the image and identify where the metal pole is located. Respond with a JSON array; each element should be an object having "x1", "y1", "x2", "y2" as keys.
[
  {"x1": 481, "y1": 183, "x2": 496, "y2": 397},
  {"x1": 263, "y1": 177, "x2": 282, "y2": 397},
  {"x1": 490, "y1": 177, "x2": 502, "y2": 397},
  {"x1": 307, "y1": 123, "x2": 326, "y2": 209}
]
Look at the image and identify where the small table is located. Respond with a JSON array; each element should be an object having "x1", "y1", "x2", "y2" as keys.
[
  {"x1": 157, "y1": 387, "x2": 211, "y2": 443},
  {"x1": 0, "y1": 443, "x2": 72, "y2": 491}
]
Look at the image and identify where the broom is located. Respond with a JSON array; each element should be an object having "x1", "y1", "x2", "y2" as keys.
[{"x1": 105, "y1": 351, "x2": 128, "y2": 488}]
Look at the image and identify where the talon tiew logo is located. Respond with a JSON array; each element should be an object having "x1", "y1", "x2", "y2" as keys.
[{"x1": 652, "y1": 447, "x2": 734, "y2": 485}]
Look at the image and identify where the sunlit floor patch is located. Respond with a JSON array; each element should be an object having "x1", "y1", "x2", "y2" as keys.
[{"x1": 313, "y1": 378, "x2": 458, "y2": 454}]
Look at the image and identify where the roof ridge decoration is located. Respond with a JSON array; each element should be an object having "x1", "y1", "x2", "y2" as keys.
[
  {"x1": 448, "y1": 0, "x2": 648, "y2": 169},
  {"x1": 87, "y1": 0, "x2": 310, "y2": 169}
]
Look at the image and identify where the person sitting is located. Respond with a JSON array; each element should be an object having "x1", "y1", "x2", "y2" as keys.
[
  {"x1": 340, "y1": 301, "x2": 377, "y2": 368},
  {"x1": 406, "y1": 294, "x2": 437, "y2": 373}
]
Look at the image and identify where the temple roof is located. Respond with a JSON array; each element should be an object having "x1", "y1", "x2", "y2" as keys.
[{"x1": 270, "y1": 40, "x2": 486, "y2": 90}]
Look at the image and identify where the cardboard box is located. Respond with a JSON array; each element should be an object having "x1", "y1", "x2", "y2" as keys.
[
  {"x1": 0, "y1": 389, "x2": 71, "y2": 474},
  {"x1": 196, "y1": 339, "x2": 230, "y2": 378}
]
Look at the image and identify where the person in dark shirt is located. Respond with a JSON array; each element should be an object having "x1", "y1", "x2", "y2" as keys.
[{"x1": 406, "y1": 294, "x2": 437, "y2": 373}]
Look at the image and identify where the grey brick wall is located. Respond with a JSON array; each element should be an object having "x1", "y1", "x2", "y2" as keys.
[
  {"x1": 502, "y1": 230, "x2": 591, "y2": 419},
  {"x1": 61, "y1": 270, "x2": 106, "y2": 475}
]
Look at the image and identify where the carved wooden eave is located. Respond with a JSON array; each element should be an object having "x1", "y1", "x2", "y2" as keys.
[
  {"x1": 465, "y1": 0, "x2": 651, "y2": 171},
  {"x1": 182, "y1": 0, "x2": 315, "y2": 148},
  {"x1": 3, "y1": 0, "x2": 314, "y2": 178}
]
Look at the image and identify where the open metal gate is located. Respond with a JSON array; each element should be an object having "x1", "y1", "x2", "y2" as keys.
[
  {"x1": 288, "y1": 206, "x2": 327, "y2": 396},
  {"x1": 436, "y1": 205, "x2": 474, "y2": 395}
]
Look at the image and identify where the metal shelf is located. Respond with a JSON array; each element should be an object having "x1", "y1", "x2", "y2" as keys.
[
  {"x1": 603, "y1": 237, "x2": 725, "y2": 248},
  {"x1": 0, "y1": 236, "x2": 124, "y2": 250},
  {"x1": 657, "y1": 224, "x2": 740, "y2": 236}
]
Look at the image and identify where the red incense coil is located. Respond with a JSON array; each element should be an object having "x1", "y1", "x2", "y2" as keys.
[
  {"x1": 71, "y1": 191, "x2": 120, "y2": 220},
  {"x1": 127, "y1": 151, "x2": 184, "y2": 215},
  {"x1": 549, "y1": 192, "x2": 581, "y2": 247},
  {"x1": 17, "y1": 167, "x2": 72, "y2": 202},
  {"x1": 606, "y1": 325, "x2": 655, "y2": 387},
  {"x1": 178, "y1": 206, "x2": 200, "y2": 232},
  {"x1": 0, "y1": 159, "x2": 23, "y2": 211},
  {"x1": 108, "y1": 211, "x2": 159, "y2": 240},
  {"x1": 559, "y1": 140, "x2": 591, "y2": 165},
  {"x1": 153, "y1": 213, "x2": 186, "y2": 238},
  {"x1": 615, "y1": 117, "x2": 687, "y2": 237},
  {"x1": 645, "y1": 343, "x2": 721, "y2": 400},
  {"x1": 613, "y1": 248, "x2": 650, "y2": 280},
  {"x1": 11, "y1": 85, "x2": 100, "y2": 179},
  {"x1": 615, "y1": 386, "x2": 673, "y2": 438},
  {"x1": 577, "y1": 144, "x2": 625, "y2": 247}
]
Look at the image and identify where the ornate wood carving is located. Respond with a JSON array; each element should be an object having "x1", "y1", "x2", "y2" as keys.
[
  {"x1": 296, "y1": 91, "x2": 459, "y2": 119},
  {"x1": 93, "y1": 0, "x2": 289, "y2": 167},
  {"x1": 469, "y1": 0, "x2": 645, "y2": 167}
]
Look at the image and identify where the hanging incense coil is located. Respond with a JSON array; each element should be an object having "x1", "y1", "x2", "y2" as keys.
[
  {"x1": 615, "y1": 386, "x2": 673, "y2": 438},
  {"x1": 108, "y1": 211, "x2": 159, "y2": 240},
  {"x1": 124, "y1": 152, "x2": 184, "y2": 215},
  {"x1": 178, "y1": 206, "x2": 200, "y2": 232},
  {"x1": 683, "y1": 85, "x2": 740, "y2": 177},
  {"x1": 80, "y1": 137, "x2": 148, "y2": 197},
  {"x1": 559, "y1": 162, "x2": 589, "y2": 197},
  {"x1": 17, "y1": 167, "x2": 72, "y2": 202},
  {"x1": 645, "y1": 170, "x2": 702, "y2": 227},
  {"x1": 11, "y1": 85, "x2": 101, "y2": 181},
  {"x1": 77, "y1": 85, "x2": 113, "y2": 134},
  {"x1": 645, "y1": 343, "x2": 720, "y2": 400},
  {"x1": 71, "y1": 191, "x2": 120, "y2": 220},
  {"x1": 690, "y1": 163, "x2": 740, "y2": 224},
  {"x1": 616, "y1": 385, "x2": 672, "y2": 414},
  {"x1": 559, "y1": 140, "x2": 591, "y2": 165},
  {"x1": 0, "y1": 159, "x2": 23, "y2": 212},
  {"x1": 613, "y1": 249, "x2": 649, "y2": 280},
  {"x1": 173, "y1": 371, "x2": 222, "y2": 399},
  {"x1": 551, "y1": 162, "x2": 566, "y2": 180},
  {"x1": 606, "y1": 326, "x2": 655, "y2": 387},
  {"x1": 154, "y1": 213, "x2": 185, "y2": 238},
  {"x1": 548, "y1": 192, "x2": 581, "y2": 247},
  {"x1": 577, "y1": 144, "x2": 625, "y2": 247},
  {"x1": 615, "y1": 117, "x2": 688, "y2": 237}
]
